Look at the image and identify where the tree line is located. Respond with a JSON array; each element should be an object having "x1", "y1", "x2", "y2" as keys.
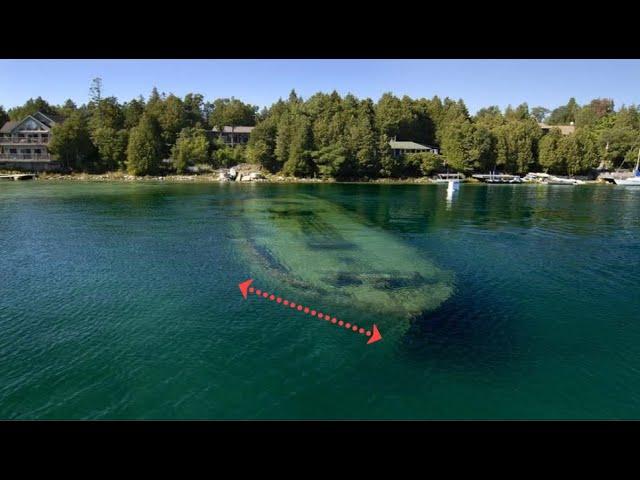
[{"x1": 1, "y1": 79, "x2": 638, "y2": 177}]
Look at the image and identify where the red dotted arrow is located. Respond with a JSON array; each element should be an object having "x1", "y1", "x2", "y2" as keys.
[{"x1": 238, "y1": 278, "x2": 382, "y2": 345}]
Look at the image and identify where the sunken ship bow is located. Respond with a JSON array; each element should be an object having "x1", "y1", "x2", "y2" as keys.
[{"x1": 236, "y1": 194, "x2": 455, "y2": 330}]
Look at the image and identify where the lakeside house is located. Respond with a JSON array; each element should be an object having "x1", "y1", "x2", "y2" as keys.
[
  {"x1": 389, "y1": 139, "x2": 439, "y2": 157},
  {"x1": 538, "y1": 122, "x2": 576, "y2": 135},
  {"x1": 0, "y1": 111, "x2": 61, "y2": 171},
  {"x1": 211, "y1": 126, "x2": 255, "y2": 146}
]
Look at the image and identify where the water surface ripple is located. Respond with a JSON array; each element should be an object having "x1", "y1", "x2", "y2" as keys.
[{"x1": 0, "y1": 182, "x2": 639, "y2": 419}]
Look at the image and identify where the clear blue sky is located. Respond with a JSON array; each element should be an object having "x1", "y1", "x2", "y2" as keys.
[{"x1": 1, "y1": 60, "x2": 639, "y2": 114}]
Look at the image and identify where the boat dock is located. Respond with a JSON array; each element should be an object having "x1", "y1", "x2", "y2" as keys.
[
  {"x1": 472, "y1": 174, "x2": 522, "y2": 183},
  {"x1": 0, "y1": 173, "x2": 37, "y2": 181}
]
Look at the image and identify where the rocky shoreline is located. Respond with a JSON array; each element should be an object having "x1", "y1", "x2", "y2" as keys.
[
  {"x1": 2, "y1": 163, "x2": 609, "y2": 185},
  {"x1": 26, "y1": 173, "x2": 451, "y2": 184},
  {"x1": 3, "y1": 164, "x2": 440, "y2": 184}
]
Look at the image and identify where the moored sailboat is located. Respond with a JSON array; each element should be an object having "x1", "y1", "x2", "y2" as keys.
[{"x1": 614, "y1": 148, "x2": 640, "y2": 186}]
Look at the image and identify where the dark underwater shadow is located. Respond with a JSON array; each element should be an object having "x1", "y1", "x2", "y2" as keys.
[{"x1": 398, "y1": 279, "x2": 525, "y2": 377}]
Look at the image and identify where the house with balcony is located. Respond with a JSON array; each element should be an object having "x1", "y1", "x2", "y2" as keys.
[
  {"x1": 0, "y1": 111, "x2": 61, "y2": 171},
  {"x1": 211, "y1": 125, "x2": 255, "y2": 146}
]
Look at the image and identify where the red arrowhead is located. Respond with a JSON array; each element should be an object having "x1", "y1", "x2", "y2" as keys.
[
  {"x1": 238, "y1": 279, "x2": 253, "y2": 299},
  {"x1": 367, "y1": 324, "x2": 382, "y2": 345}
]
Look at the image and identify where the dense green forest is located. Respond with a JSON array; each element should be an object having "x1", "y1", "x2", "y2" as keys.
[{"x1": 2, "y1": 78, "x2": 639, "y2": 178}]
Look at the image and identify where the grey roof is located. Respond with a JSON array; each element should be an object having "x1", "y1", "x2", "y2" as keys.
[
  {"x1": 538, "y1": 123, "x2": 576, "y2": 135},
  {"x1": 0, "y1": 121, "x2": 19, "y2": 133},
  {"x1": 33, "y1": 111, "x2": 60, "y2": 127},
  {"x1": 389, "y1": 140, "x2": 435, "y2": 150},
  {"x1": 212, "y1": 126, "x2": 255, "y2": 134},
  {"x1": 0, "y1": 112, "x2": 58, "y2": 134}
]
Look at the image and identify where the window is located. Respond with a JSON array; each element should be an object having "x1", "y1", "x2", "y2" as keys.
[
  {"x1": 23, "y1": 149, "x2": 31, "y2": 154},
  {"x1": 34, "y1": 149, "x2": 41, "y2": 154},
  {"x1": 9, "y1": 149, "x2": 17, "y2": 154}
]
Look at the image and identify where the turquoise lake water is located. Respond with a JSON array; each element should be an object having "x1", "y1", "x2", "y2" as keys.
[{"x1": 1, "y1": 181, "x2": 639, "y2": 419}]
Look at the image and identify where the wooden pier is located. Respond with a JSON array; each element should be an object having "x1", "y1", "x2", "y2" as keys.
[
  {"x1": 472, "y1": 173, "x2": 522, "y2": 183},
  {"x1": 0, "y1": 173, "x2": 37, "y2": 181}
]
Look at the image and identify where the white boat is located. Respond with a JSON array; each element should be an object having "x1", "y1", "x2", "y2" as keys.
[
  {"x1": 614, "y1": 149, "x2": 640, "y2": 185},
  {"x1": 546, "y1": 177, "x2": 581, "y2": 185},
  {"x1": 473, "y1": 172, "x2": 522, "y2": 183},
  {"x1": 523, "y1": 172, "x2": 582, "y2": 185},
  {"x1": 614, "y1": 174, "x2": 640, "y2": 186}
]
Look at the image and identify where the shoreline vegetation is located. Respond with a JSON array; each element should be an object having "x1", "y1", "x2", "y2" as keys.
[
  {"x1": 2, "y1": 79, "x2": 639, "y2": 180},
  {"x1": 0, "y1": 168, "x2": 609, "y2": 185}
]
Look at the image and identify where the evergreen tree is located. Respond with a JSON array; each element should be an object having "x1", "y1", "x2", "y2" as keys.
[
  {"x1": 48, "y1": 110, "x2": 98, "y2": 171},
  {"x1": 126, "y1": 114, "x2": 162, "y2": 175},
  {"x1": 246, "y1": 119, "x2": 279, "y2": 171},
  {"x1": 274, "y1": 114, "x2": 292, "y2": 167},
  {"x1": 156, "y1": 94, "x2": 188, "y2": 157},
  {"x1": 91, "y1": 127, "x2": 129, "y2": 171},
  {"x1": 59, "y1": 99, "x2": 78, "y2": 119},
  {"x1": 123, "y1": 97, "x2": 145, "y2": 130},
  {"x1": 207, "y1": 97, "x2": 258, "y2": 130},
  {"x1": 0, "y1": 105, "x2": 8, "y2": 126},
  {"x1": 172, "y1": 127, "x2": 210, "y2": 173},
  {"x1": 314, "y1": 145, "x2": 348, "y2": 178},
  {"x1": 411, "y1": 151, "x2": 444, "y2": 176},
  {"x1": 183, "y1": 93, "x2": 206, "y2": 127},
  {"x1": 351, "y1": 99, "x2": 379, "y2": 178},
  {"x1": 8, "y1": 97, "x2": 59, "y2": 120},
  {"x1": 378, "y1": 133, "x2": 401, "y2": 177},
  {"x1": 538, "y1": 128, "x2": 564, "y2": 173},
  {"x1": 282, "y1": 114, "x2": 315, "y2": 177}
]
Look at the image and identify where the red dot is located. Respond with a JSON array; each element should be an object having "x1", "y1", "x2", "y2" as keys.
[
  {"x1": 345, "y1": 323, "x2": 351, "y2": 329},
  {"x1": 256, "y1": 289, "x2": 261, "y2": 295},
  {"x1": 262, "y1": 292, "x2": 269, "y2": 298},
  {"x1": 359, "y1": 328, "x2": 365, "y2": 334},
  {"x1": 352, "y1": 326, "x2": 358, "y2": 331},
  {"x1": 318, "y1": 312, "x2": 323, "y2": 318},
  {"x1": 324, "y1": 315, "x2": 331, "y2": 321},
  {"x1": 283, "y1": 300, "x2": 289, "y2": 306},
  {"x1": 304, "y1": 307, "x2": 309, "y2": 313},
  {"x1": 338, "y1": 320, "x2": 344, "y2": 326},
  {"x1": 311, "y1": 310, "x2": 316, "y2": 316},
  {"x1": 366, "y1": 331, "x2": 371, "y2": 336},
  {"x1": 276, "y1": 297, "x2": 282, "y2": 303},
  {"x1": 290, "y1": 303, "x2": 296, "y2": 308},
  {"x1": 331, "y1": 318, "x2": 337, "y2": 324},
  {"x1": 297, "y1": 305, "x2": 303, "y2": 311},
  {"x1": 249, "y1": 287, "x2": 255, "y2": 293}
]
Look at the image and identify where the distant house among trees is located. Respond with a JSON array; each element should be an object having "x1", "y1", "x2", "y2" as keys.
[
  {"x1": 211, "y1": 126, "x2": 255, "y2": 146},
  {"x1": 538, "y1": 122, "x2": 576, "y2": 136},
  {"x1": 0, "y1": 111, "x2": 61, "y2": 171},
  {"x1": 389, "y1": 139, "x2": 439, "y2": 157}
]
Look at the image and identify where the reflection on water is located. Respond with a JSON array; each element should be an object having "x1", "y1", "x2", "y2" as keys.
[
  {"x1": 446, "y1": 182, "x2": 459, "y2": 210},
  {"x1": 237, "y1": 193, "x2": 455, "y2": 330}
]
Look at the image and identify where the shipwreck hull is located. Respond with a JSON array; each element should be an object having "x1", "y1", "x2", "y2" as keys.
[{"x1": 236, "y1": 194, "x2": 454, "y2": 330}]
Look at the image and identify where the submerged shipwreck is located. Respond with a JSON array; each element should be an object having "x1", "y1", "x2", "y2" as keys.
[{"x1": 236, "y1": 194, "x2": 454, "y2": 330}]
